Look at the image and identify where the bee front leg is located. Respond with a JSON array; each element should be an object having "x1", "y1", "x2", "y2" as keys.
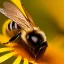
[{"x1": 3, "y1": 32, "x2": 21, "y2": 44}]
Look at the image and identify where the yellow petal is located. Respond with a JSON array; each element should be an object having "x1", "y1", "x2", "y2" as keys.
[
  {"x1": 0, "y1": 34, "x2": 9, "y2": 44},
  {"x1": 0, "y1": 47, "x2": 14, "y2": 53},
  {"x1": 2, "y1": 19, "x2": 11, "y2": 36},
  {"x1": 11, "y1": 0, "x2": 27, "y2": 18},
  {"x1": 0, "y1": 52, "x2": 17, "y2": 63},
  {"x1": 29, "y1": 61, "x2": 38, "y2": 64},
  {"x1": 13, "y1": 56, "x2": 21, "y2": 64},
  {"x1": 23, "y1": 58, "x2": 29, "y2": 64}
]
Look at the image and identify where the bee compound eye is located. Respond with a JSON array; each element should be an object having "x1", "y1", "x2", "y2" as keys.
[{"x1": 26, "y1": 31, "x2": 44, "y2": 47}]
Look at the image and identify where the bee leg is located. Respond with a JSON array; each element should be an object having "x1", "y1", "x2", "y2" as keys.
[{"x1": 3, "y1": 32, "x2": 21, "y2": 44}]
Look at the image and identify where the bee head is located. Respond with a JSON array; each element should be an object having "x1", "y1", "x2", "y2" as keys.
[{"x1": 21, "y1": 27, "x2": 48, "y2": 58}]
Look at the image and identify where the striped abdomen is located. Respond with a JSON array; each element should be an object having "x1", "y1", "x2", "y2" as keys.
[{"x1": 6, "y1": 21, "x2": 20, "y2": 37}]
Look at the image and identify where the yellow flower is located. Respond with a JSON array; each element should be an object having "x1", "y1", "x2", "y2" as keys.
[{"x1": 0, "y1": 0, "x2": 64, "y2": 64}]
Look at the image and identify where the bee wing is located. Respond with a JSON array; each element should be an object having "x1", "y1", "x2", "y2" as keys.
[
  {"x1": 3, "y1": 2, "x2": 26, "y2": 19},
  {"x1": 3, "y1": 2, "x2": 36, "y2": 27},
  {"x1": 0, "y1": 2, "x2": 33, "y2": 32},
  {"x1": 22, "y1": 4, "x2": 36, "y2": 27}
]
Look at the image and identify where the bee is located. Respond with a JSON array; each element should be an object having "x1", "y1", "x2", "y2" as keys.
[{"x1": 0, "y1": 2, "x2": 48, "y2": 59}]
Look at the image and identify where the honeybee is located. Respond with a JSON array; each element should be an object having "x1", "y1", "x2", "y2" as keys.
[{"x1": 0, "y1": 2, "x2": 48, "y2": 58}]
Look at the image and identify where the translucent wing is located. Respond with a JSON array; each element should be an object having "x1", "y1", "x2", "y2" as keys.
[
  {"x1": 3, "y1": 2, "x2": 36, "y2": 27},
  {"x1": 0, "y1": 2, "x2": 33, "y2": 32},
  {"x1": 22, "y1": 4, "x2": 36, "y2": 27}
]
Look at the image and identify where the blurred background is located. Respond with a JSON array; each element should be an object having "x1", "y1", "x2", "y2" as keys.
[{"x1": 0, "y1": 0, "x2": 64, "y2": 64}]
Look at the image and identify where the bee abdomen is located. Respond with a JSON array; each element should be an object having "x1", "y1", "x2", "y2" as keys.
[
  {"x1": 6, "y1": 21, "x2": 20, "y2": 37},
  {"x1": 7, "y1": 21, "x2": 20, "y2": 30}
]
